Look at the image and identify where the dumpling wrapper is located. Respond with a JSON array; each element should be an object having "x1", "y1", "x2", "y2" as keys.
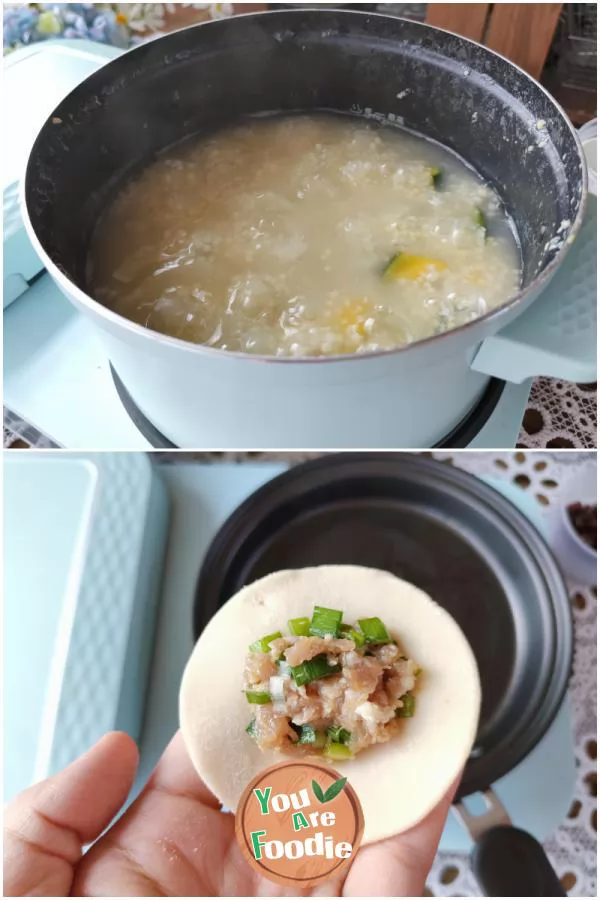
[{"x1": 180, "y1": 565, "x2": 481, "y2": 845}]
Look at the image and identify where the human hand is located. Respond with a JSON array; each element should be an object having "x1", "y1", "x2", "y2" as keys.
[{"x1": 4, "y1": 730, "x2": 455, "y2": 896}]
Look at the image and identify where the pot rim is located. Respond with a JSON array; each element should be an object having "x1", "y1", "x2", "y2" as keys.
[{"x1": 23, "y1": 8, "x2": 588, "y2": 366}]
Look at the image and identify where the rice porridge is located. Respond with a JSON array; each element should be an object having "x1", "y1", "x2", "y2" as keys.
[{"x1": 89, "y1": 114, "x2": 521, "y2": 356}]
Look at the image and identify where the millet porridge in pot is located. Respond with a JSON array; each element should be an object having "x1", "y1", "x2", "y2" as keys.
[{"x1": 89, "y1": 114, "x2": 521, "y2": 356}]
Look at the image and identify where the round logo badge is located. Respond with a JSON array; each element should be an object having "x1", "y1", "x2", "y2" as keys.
[{"x1": 235, "y1": 761, "x2": 364, "y2": 888}]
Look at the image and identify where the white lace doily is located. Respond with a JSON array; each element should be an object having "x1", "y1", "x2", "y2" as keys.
[
  {"x1": 518, "y1": 379, "x2": 597, "y2": 449},
  {"x1": 426, "y1": 451, "x2": 597, "y2": 898}
]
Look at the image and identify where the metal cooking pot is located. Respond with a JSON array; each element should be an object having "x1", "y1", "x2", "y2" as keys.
[
  {"x1": 193, "y1": 453, "x2": 573, "y2": 896},
  {"x1": 24, "y1": 9, "x2": 589, "y2": 449}
]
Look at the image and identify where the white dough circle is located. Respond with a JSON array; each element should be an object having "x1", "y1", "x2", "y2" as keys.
[{"x1": 180, "y1": 565, "x2": 481, "y2": 844}]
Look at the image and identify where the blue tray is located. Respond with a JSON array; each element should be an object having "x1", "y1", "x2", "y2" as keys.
[{"x1": 3, "y1": 452, "x2": 169, "y2": 802}]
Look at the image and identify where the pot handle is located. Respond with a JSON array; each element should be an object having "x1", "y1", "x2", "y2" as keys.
[
  {"x1": 453, "y1": 789, "x2": 565, "y2": 897},
  {"x1": 471, "y1": 826, "x2": 566, "y2": 897},
  {"x1": 471, "y1": 196, "x2": 596, "y2": 385}
]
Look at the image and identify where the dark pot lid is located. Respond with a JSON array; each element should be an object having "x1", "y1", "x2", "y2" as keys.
[{"x1": 193, "y1": 453, "x2": 572, "y2": 798}]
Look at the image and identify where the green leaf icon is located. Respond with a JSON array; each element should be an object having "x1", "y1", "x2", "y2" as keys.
[
  {"x1": 323, "y1": 776, "x2": 348, "y2": 803},
  {"x1": 312, "y1": 779, "x2": 325, "y2": 803}
]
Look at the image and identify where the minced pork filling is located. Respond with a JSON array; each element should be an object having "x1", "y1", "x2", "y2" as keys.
[{"x1": 244, "y1": 605, "x2": 420, "y2": 759}]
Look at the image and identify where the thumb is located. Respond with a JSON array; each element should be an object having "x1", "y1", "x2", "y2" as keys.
[
  {"x1": 344, "y1": 774, "x2": 461, "y2": 896},
  {"x1": 4, "y1": 731, "x2": 138, "y2": 897}
]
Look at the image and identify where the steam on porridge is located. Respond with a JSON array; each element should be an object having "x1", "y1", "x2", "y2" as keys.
[{"x1": 89, "y1": 114, "x2": 521, "y2": 356}]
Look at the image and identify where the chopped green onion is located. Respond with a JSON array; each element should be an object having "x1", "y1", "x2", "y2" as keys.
[
  {"x1": 309, "y1": 606, "x2": 343, "y2": 638},
  {"x1": 340, "y1": 624, "x2": 366, "y2": 647},
  {"x1": 324, "y1": 741, "x2": 353, "y2": 760},
  {"x1": 429, "y1": 166, "x2": 443, "y2": 189},
  {"x1": 474, "y1": 207, "x2": 488, "y2": 233},
  {"x1": 246, "y1": 719, "x2": 257, "y2": 737},
  {"x1": 348, "y1": 629, "x2": 365, "y2": 647},
  {"x1": 288, "y1": 617, "x2": 311, "y2": 636},
  {"x1": 277, "y1": 660, "x2": 292, "y2": 676},
  {"x1": 245, "y1": 690, "x2": 272, "y2": 704},
  {"x1": 326, "y1": 726, "x2": 351, "y2": 745},
  {"x1": 358, "y1": 617, "x2": 392, "y2": 644},
  {"x1": 249, "y1": 631, "x2": 282, "y2": 654},
  {"x1": 414, "y1": 666, "x2": 423, "y2": 677},
  {"x1": 396, "y1": 692, "x2": 416, "y2": 717},
  {"x1": 291, "y1": 654, "x2": 341, "y2": 686},
  {"x1": 297, "y1": 725, "x2": 327, "y2": 747}
]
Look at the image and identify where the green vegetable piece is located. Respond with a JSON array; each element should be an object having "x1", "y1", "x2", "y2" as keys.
[
  {"x1": 245, "y1": 690, "x2": 272, "y2": 704},
  {"x1": 414, "y1": 666, "x2": 423, "y2": 677},
  {"x1": 429, "y1": 166, "x2": 443, "y2": 189},
  {"x1": 291, "y1": 654, "x2": 342, "y2": 687},
  {"x1": 246, "y1": 719, "x2": 257, "y2": 738},
  {"x1": 358, "y1": 617, "x2": 392, "y2": 645},
  {"x1": 288, "y1": 616, "x2": 311, "y2": 636},
  {"x1": 340, "y1": 624, "x2": 366, "y2": 647},
  {"x1": 277, "y1": 660, "x2": 292, "y2": 676},
  {"x1": 297, "y1": 725, "x2": 327, "y2": 747},
  {"x1": 474, "y1": 207, "x2": 488, "y2": 234},
  {"x1": 324, "y1": 742, "x2": 353, "y2": 760},
  {"x1": 396, "y1": 692, "x2": 416, "y2": 717},
  {"x1": 309, "y1": 606, "x2": 343, "y2": 638},
  {"x1": 249, "y1": 631, "x2": 282, "y2": 654},
  {"x1": 326, "y1": 726, "x2": 351, "y2": 745}
]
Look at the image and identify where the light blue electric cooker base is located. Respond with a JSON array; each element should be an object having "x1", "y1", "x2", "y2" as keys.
[
  {"x1": 3, "y1": 274, "x2": 533, "y2": 449},
  {"x1": 135, "y1": 461, "x2": 575, "y2": 853}
]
